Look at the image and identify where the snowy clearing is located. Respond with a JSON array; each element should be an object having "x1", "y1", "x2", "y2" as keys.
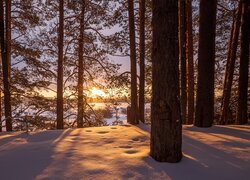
[{"x1": 0, "y1": 125, "x2": 249, "y2": 180}]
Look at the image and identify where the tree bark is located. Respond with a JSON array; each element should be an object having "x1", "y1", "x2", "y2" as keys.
[
  {"x1": 220, "y1": 2, "x2": 242, "y2": 124},
  {"x1": 179, "y1": 0, "x2": 187, "y2": 124},
  {"x1": 0, "y1": 0, "x2": 3, "y2": 132},
  {"x1": 139, "y1": 0, "x2": 145, "y2": 123},
  {"x1": 0, "y1": 90, "x2": 1, "y2": 132},
  {"x1": 186, "y1": 0, "x2": 194, "y2": 125},
  {"x1": 195, "y1": 0, "x2": 217, "y2": 127},
  {"x1": 2, "y1": 0, "x2": 12, "y2": 131},
  {"x1": 77, "y1": 0, "x2": 85, "y2": 128},
  {"x1": 128, "y1": 0, "x2": 138, "y2": 125},
  {"x1": 56, "y1": 0, "x2": 64, "y2": 129},
  {"x1": 223, "y1": 9, "x2": 236, "y2": 99},
  {"x1": 237, "y1": 1, "x2": 250, "y2": 124},
  {"x1": 150, "y1": 0, "x2": 182, "y2": 163}
]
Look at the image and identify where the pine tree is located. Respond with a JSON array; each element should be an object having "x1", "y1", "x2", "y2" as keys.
[
  {"x1": 0, "y1": 0, "x2": 3, "y2": 132},
  {"x1": 57, "y1": 0, "x2": 64, "y2": 129},
  {"x1": 221, "y1": 2, "x2": 242, "y2": 124},
  {"x1": 77, "y1": 0, "x2": 85, "y2": 128},
  {"x1": 139, "y1": 0, "x2": 145, "y2": 123},
  {"x1": 237, "y1": 0, "x2": 250, "y2": 124},
  {"x1": 128, "y1": 0, "x2": 138, "y2": 125},
  {"x1": 150, "y1": 0, "x2": 182, "y2": 163},
  {"x1": 195, "y1": 0, "x2": 217, "y2": 127},
  {"x1": 186, "y1": 0, "x2": 194, "y2": 124},
  {"x1": 2, "y1": 0, "x2": 12, "y2": 131},
  {"x1": 179, "y1": 0, "x2": 187, "y2": 124}
]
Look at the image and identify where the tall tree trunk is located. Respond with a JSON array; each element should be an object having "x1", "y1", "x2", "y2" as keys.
[
  {"x1": 237, "y1": 1, "x2": 250, "y2": 125},
  {"x1": 2, "y1": 0, "x2": 12, "y2": 131},
  {"x1": 195, "y1": 0, "x2": 217, "y2": 127},
  {"x1": 0, "y1": 0, "x2": 4, "y2": 132},
  {"x1": 56, "y1": 0, "x2": 64, "y2": 129},
  {"x1": 186, "y1": 0, "x2": 194, "y2": 124},
  {"x1": 221, "y1": 9, "x2": 236, "y2": 123},
  {"x1": 220, "y1": 2, "x2": 242, "y2": 124},
  {"x1": 179, "y1": 0, "x2": 187, "y2": 124},
  {"x1": 139, "y1": 0, "x2": 145, "y2": 123},
  {"x1": 150, "y1": 0, "x2": 182, "y2": 163},
  {"x1": 223, "y1": 9, "x2": 236, "y2": 98},
  {"x1": 77, "y1": 0, "x2": 85, "y2": 128},
  {"x1": 128, "y1": 0, "x2": 138, "y2": 125}
]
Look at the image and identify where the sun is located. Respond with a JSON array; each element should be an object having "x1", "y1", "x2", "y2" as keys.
[{"x1": 90, "y1": 87, "x2": 107, "y2": 98}]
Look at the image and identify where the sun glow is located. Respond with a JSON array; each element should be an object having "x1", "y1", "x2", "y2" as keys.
[{"x1": 90, "y1": 88, "x2": 107, "y2": 98}]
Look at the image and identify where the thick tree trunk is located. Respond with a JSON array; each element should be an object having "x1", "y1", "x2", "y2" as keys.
[
  {"x1": 195, "y1": 0, "x2": 217, "y2": 127},
  {"x1": 179, "y1": 0, "x2": 187, "y2": 124},
  {"x1": 221, "y1": 2, "x2": 242, "y2": 124},
  {"x1": 128, "y1": 0, "x2": 138, "y2": 125},
  {"x1": 77, "y1": 0, "x2": 85, "y2": 128},
  {"x1": 150, "y1": 0, "x2": 182, "y2": 163},
  {"x1": 237, "y1": 1, "x2": 250, "y2": 125},
  {"x1": 139, "y1": 0, "x2": 145, "y2": 123},
  {"x1": 186, "y1": 0, "x2": 194, "y2": 124},
  {"x1": 2, "y1": 0, "x2": 12, "y2": 131},
  {"x1": 56, "y1": 0, "x2": 64, "y2": 129}
]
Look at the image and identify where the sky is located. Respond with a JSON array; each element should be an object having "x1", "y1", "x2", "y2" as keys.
[
  {"x1": 102, "y1": 25, "x2": 131, "y2": 74},
  {"x1": 109, "y1": 55, "x2": 130, "y2": 73}
]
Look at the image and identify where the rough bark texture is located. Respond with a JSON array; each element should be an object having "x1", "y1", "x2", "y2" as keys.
[
  {"x1": 150, "y1": 0, "x2": 182, "y2": 163},
  {"x1": 2, "y1": 0, "x2": 12, "y2": 131},
  {"x1": 56, "y1": 0, "x2": 64, "y2": 129},
  {"x1": 237, "y1": 1, "x2": 250, "y2": 124},
  {"x1": 179, "y1": 0, "x2": 187, "y2": 124},
  {"x1": 186, "y1": 0, "x2": 194, "y2": 125},
  {"x1": 77, "y1": 0, "x2": 85, "y2": 128},
  {"x1": 128, "y1": 0, "x2": 138, "y2": 125},
  {"x1": 221, "y1": 2, "x2": 242, "y2": 124},
  {"x1": 139, "y1": 0, "x2": 145, "y2": 123},
  {"x1": 195, "y1": 0, "x2": 217, "y2": 127}
]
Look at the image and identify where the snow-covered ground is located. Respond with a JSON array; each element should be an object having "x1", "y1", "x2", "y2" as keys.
[{"x1": 0, "y1": 125, "x2": 249, "y2": 180}]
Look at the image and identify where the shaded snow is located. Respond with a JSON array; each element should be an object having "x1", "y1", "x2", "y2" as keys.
[{"x1": 0, "y1": 125, "x2": 249, "y2": 180}]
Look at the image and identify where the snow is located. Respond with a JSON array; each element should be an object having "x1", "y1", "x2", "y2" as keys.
[{"x1": 0, "y1": 124, "x2": 249, "y2": 180}]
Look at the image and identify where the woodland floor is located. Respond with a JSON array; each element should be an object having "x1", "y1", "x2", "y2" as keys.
[{"x1": 0, "y1": 124, "x2": 249, "y2": 180}]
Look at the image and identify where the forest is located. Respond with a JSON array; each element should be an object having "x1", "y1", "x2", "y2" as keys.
[{"x1": 0, "y1": 0, "x2": 249, "y2": 179}]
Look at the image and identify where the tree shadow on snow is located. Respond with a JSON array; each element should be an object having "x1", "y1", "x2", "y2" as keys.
[
  {"x1": 0, "y1": 130, "x2": 72, "y2": 180},
  {"x1": 129, "y1": 135, "x2": 249, "y2": 180},
  {"x1": 131, "y1": 125, "x2": 250, "y2": 180},
  {"x1": 185, "y1": 125, "x2": 250, "y2": 141}
]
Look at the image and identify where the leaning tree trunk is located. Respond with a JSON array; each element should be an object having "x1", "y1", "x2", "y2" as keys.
[
  {"x1": 221, "y1": 2, "x2": 242, "y2": 125},
  {"x1": 195, "y1": 0, "x2": 217, "y2": 127},
  {"x1": 150, "y1": 0, "x2": 182, "y2": 163},
  {"x1": 179, "y1": 0, "x2": 187, "y2": 124},
  {"x1": 186, "y1": 0, "x2": 194, "y2": 125},
  {"x1": 139, "y1": 0, "x2": 145, "y2": 123},
  {"x1": 56, "y1": 0, "x2": 64, "y2": 129},
  {"x1": 223, "y1": 9, "x2": 236, "y2": 100},
  {"x1": 2, "y1": 0, "x2": 12, "y2": 131},
  {"x1": 77, "y1": 0, "x2": 85, "y2": 128},
  {"x1": 128, "y1": 0, "x2": 138, "y2": 125},
  {"x1": 236, "y1": 1, "x2": 250, "y2": 125}
]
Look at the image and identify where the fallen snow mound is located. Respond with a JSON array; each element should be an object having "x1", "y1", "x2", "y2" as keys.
[{"x1": 0, "y1": 124, "x2": 249, "y2": 180}]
